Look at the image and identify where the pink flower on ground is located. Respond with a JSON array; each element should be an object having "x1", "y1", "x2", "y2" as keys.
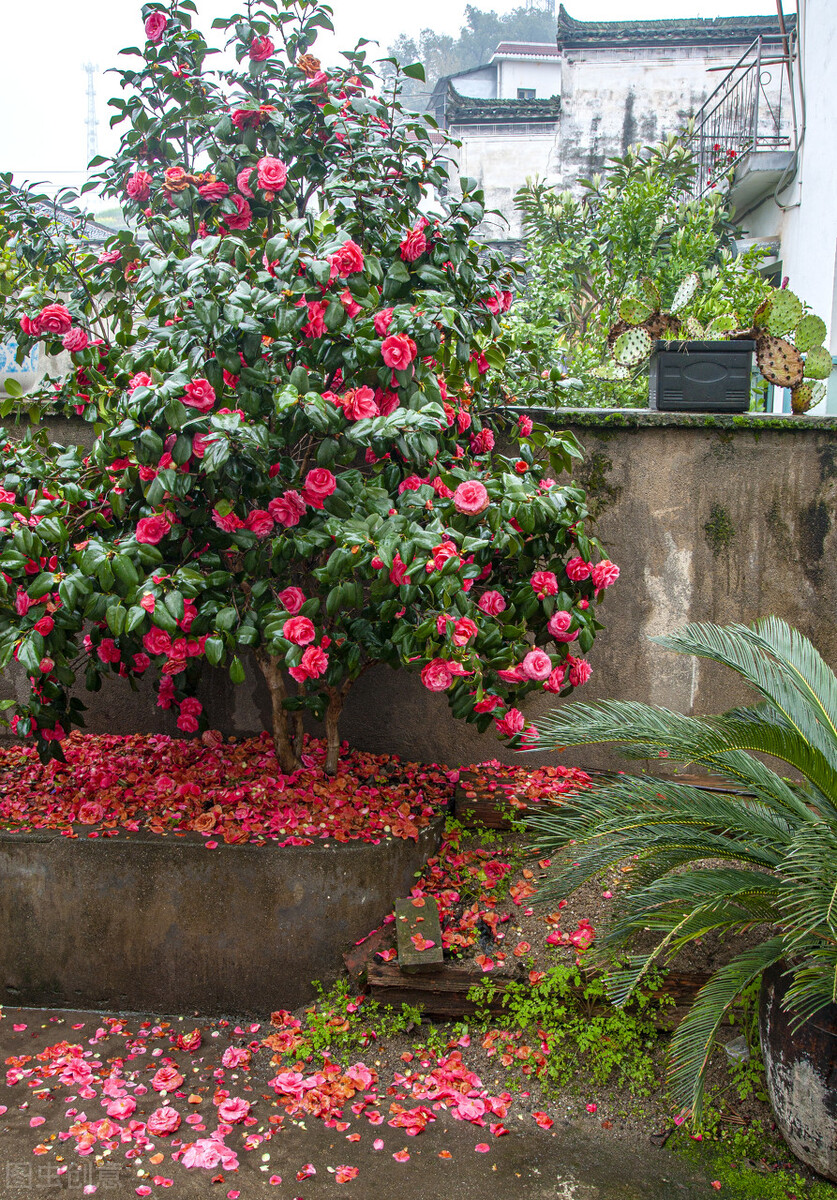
[
  {"x1": 106, "y1": 1096, "x2": 136, "y2": 1119},
  {"x1": 249, "y1": 35, "x2": 274, "y2": 60},
  {"x1": 531, "y1": 570, "x2": 558, "y2": 597},
  {"x1": 217, "y1": 1097, "x2": 250, "y2": 1124},
  {"x1": 566, "y1": 556, "x2": 592, "y2": 582},
  {"x1": 591, "y1": 559, "x2": 620, "y2": 589},
  {"x1": 145, "y1": 12, "x2": 167, "y2": 42},
  {"x1": 221, "y1": 1047, "x2": 251, "y2": 1069},
  {"x1": 62, "y1": 327, "x2": 89, "y2": 352},
  {"x1": 495, "y1": 708, "x2": 525, "y2": 736},
  {"x1": 381, "y1": 334, "x2": 417, "y2": 370},
  {"x1": 256, "y1": 156, "x2": 288, "y2": 192},
  {"x1": 453, "y1": 480, "x2": 489, "y2": 516},
  {"x1": 183, "y1": 378, "x2": 216, "y2": 412},
  {"x1": 478, "y1": 590, "x2": 506, "y2": 616},
  {"x1": 77, "y1": 801, "x2": 104, "y2": 824},
  {"x1": 151, "y1": 1066, "x2": 184, "y2": 1092},
  {"x1": 521, "y1": 649, "x2": 553, "y2": 681},
  {"x1": 136, "y1": 514, "x2": 170, "y2": 544},
  {"x1": 277, "y1": 587, "x2": 305, "y2": 614},
  {"x1": 269, "y1": 490, "x2": 307, "y2": 527},
  {"x1": 283, "y1": 617, "x2": 316, "y2": 646},
  {"x1": 288, "y1": 645, "x2": 329, "y2": 683}
]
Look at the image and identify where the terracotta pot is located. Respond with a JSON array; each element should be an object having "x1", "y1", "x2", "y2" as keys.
[{"x1": 759, "y1": 959, "x2": 837, "y2": 1180}]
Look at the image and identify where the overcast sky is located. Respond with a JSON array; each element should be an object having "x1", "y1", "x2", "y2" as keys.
[{"x1": 0, "y1": 0, "x2": 781, "y2": 206}]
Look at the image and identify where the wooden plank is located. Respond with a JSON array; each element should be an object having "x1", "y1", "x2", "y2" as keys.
[
  {"x1": 343, "y1": 922, "x2": 394, "y2": 984},
  {"x1": 395, "y1": 896, "x2": 444, "y2": 972}
]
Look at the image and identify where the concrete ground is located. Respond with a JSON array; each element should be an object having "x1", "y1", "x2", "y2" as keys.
[{"x1": 0, "y1": 1008, "x2": 713, "y2": 1199}]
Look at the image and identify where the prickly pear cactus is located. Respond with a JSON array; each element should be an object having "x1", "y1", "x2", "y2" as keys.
[
  {"x1": 591, "y1": 362, "x2": 631, "y2": 381},
  {"x1": 765, "y1": 289, "x2": 804, "y2": 337},
  {"x1": 637, "y1": 278, "x2": 661, "y2": 312},
  {"x1": 705, "y1": 314, "x2": 738, "y2": 337},
  {"x1": 682, "y1": 316, "x2": 705, "y2": 340},
  {"x1": 618, "y1": 296, "x2": 653, "y2": 324},
  {"x1": 646, "y1": 312, "x2": 682, "y2": 340},
  {"x1": 795, "y1": 314, "x2": 828, "y2": 354},
  {"x1": 671, "y1": 272, "x2": 701, "y2": 314},
  {"x1": 612, "y1": 327, "x2": 653, "y2": 367},
  {"x1": 790, "y1": 381, "x2": 825, "y2": 413},
  {"x1": 757, "y1": 335, "x2": 805, "y2": 389},
  {"x1": 803, "y1": 345, "x2": 833, "y2": 380}
]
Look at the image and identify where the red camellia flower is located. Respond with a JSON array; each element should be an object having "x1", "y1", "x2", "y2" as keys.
[
  {"x1": 198, "y1": 180, "x2": 230, "y2": 202},
  {"x1": 144, "y1": 12, "x2": 167, "y2": 42},
  {"x1": 302, "y1": 468, "x2": 336, "y2": 509},
  {"x1": 223, "y1": 194, "x2": 253, "y2": 231},
  {"x1": 283, "y1": 616, "x2": 316, "y2": 645},
  {"x1": 143, "y1": 627, "x2": 172, "y2": 656},
  {"x1": 126, "y1": 170, "x2": 153, "y2": 202},
  {"x1": 249, "y1": 34, "x2": 274, "y2": 60},
  {"x1": 452, "y1": 617, "x2": 478, "y2": 646},
  {"x1": 212, "y1": 509, "x2": 244, "y2": 532},
  {"x1": 183, "y1": 378, "x2": 216, "y2": 412},
  {"x1": 341, "y1": 387, "x2": 378, "y2": 421},
  {"x1": 231, "y1": 105, "x2": 276, "y2": 129},
  {"x1": 421, "y1": 658, "x2": 455, "y2": 692},
  {"x1": 399, "y1": 224, "x2": 428, "y2": 263},
  {"x1": 453, "y1": 480, "x2": 489, "y2": 516},
  {"x1": 381, "y1": 333, "x2": 417, "y2": 370},
  {"x1": 128, "y1": 371, "x2": 152, "y2": 392},
  {"x1": 288, "y1": 645, "x2": 328, "y2": 683},
  {"x1": 35, "y1": 304, "x2": 72, "y2": 335},
  {"x1": 33, "y1": 615, "x2": 55, "y2": 636},
  {"x1": 269, "y1": 490, "x2": 307, "y2": 527},
  {"x1": 62, "y1": 328, "x2": 88, "y2": 353},
  {"x1": 256, "y1": 156, "x2": 288, "y2": 192},
  {"x1": 568, "y1": 658, "x2": 592, "y2": 687},
  {"x1": 244, "y1": 509, "x2": 274, "y2": 538},
  {"x1": 495, "y1": 708, "x2": 525, "y2": 736},
  {"x1": 329, "y1": 239, "x2": 364, "y2": 276},
  {"x1": 591, "y1": 559, "x2": 620, "y2": 589},
  {"x1": 373, "y1": 308, "x2": 394, "y2": 337},
  {"x1": 530, "y1": 570, "x2": 558, "y2": 597},
  {"x1": 566, "y1": 556, "x2": 592, "y2": 582},
  {"x1": 136, "y1": 514, "x2": 170, "y2": 545},
  {"x1": 278, "y1": 586, "x2": 305, "y2": 614},
  {"x1": 477, "y1": 590, "x2": 506, "y2": 616}
]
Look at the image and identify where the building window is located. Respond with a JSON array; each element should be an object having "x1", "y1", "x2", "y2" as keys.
[{"x1": 517, "y1": 87, "x2": 536, "y2": 100}]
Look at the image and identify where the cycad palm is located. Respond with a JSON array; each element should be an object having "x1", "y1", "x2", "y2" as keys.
[{"x1": 526, "y1": 617, "x2": 837, "y2": 1120}]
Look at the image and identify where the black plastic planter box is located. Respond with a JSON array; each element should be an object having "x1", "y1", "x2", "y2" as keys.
[{"x1": 649, "y1": 339, "x2": 756, "y2": 413}]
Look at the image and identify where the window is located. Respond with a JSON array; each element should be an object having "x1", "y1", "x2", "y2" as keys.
[{"x1": 517, "y1": 87, "x2": 536, "y2": 100}]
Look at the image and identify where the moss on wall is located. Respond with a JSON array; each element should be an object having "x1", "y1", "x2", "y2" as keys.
[{"x1": 704, "y1": 504, "x2": 737, "y2": 557}]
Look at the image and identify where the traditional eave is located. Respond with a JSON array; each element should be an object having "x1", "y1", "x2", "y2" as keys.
[
  {"x1": 445, "y1": 84, "x2": 560, "y2": 125},
  {"x1": 492, "y1": 41, "x2": 562, "y2": 60},
  {"x1": 556, "y1": 3, "x2": 792, "y2": 50}
]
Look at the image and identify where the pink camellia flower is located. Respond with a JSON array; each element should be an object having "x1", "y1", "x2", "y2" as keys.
[
  {"x1": 62, "y1": 327, "x2": 89, "y2": 353},
  {"x1": 521, "y1": 648, "x2": 553, "y2": 681},
  {"x1": 591, "y1": 559, "x2": 620, "y2": 590},
  {"x1": 198, "y1": 180, "x2": 230, "y2": 202},
  {"x1": 151, "y1": 1066, "x2": 185, "y2": 1093},
  {"x1": 35, "y1": 303, "x2": 73, "y2": 335},
  {"x1": 453, "y1": 480, "x2": 489, "y2": 516},
  {"x1": 237, "y1": 167, "x2": 255, "y2": 199},
  {"x1": 302, "y1": 467, "x2": 336, "y2": 509},
  {"x1": 342, "y1": 386, "x2": 378, "y2": 421},
  {"x1": 223, "y1": 194, "x2": 252, "y2": 231},
  {"x1": 33, "y1": 615, "x2": 55, "y2": 636},
  {"x1": 399, "y1": 224, "x2": 427, "y2": 263},
  {"x1": 77, "y1": 800, "x2": 104, "y2": 824},
  {"x1": 566, "y1": 556, "x2": 592, "y2": 582},
  {"x1": 478, "y1": 590, "x2": 506, "y2": 616},
  {"x1": 244, "y1": 509, "x2": 274, "y2": 538},
  {"x1": 301, "y1": 299, "x2": 327, "y2": 338},
  {"x1": 97, "y1": 638, "x2": 122, "y2": 665},
  {"x1": 283, "y1": 616, "x2": 316, "y2": 646},
  {"x1": 381, "y1": 333, "x2": 417, "y2": 370},
  {"x1": 217, "y1": 1097, "x2": 250, "y2": 1124},
  {"x1": 144, "y1": 11, "x2": 167, "y2": 42},
  {"x1": 249, "y1": 34, "x2": 274, "y2": 60},
  {"x1": 128, "y1": 371, "x2": 152, "y2": 392},
  {"x1": 269, "y1": 490, "x2": 307, "y2": 527},
  {"x1": 495, "y1": 708, "x2": 525, "y2": 736},
  {"x1": 569, "y1": 658, "x2": 592, "y2": 687},
  {"x1": 373, "y1": 308, "x2": 394, "y2": 337},
  {"x1": 543, "y1": 665, "x2": 567, "y2": 692},
  {"x1": 547, "y1": 610, "x2": 578, "y2": 642},
  {"x1": 106, "y1": 1096, "x2": 136, "y2": 1119},
  {"x1": 421, "y1": 658, "x2": 455, "y2": 692},
  {"x1": 147, "y1": 1107, "x2": 181, "y2": 1136},
  {"x1": 278, "y1": 586, "x2": 305, "y2": 614},
  {"x1": 136, "y1": 514, "x2": 170, "y2": 545},
  {"x1": 212, "y1": 509, "x2": 244, "y2": 533},
  {"x1": 330, "y1": 240, "x2": 364, "y2": 276},
  {"x1": 518, "y1": 414, "x2": 533, "y2": 436},
  {"x1": 143, "y1": 627, "x2": 172, "y2": 656},
  {"x1": 389, "y1": 554, "x2": 410, "y2": 586},
  {"x1": 133, "y1": 652, "x2": 151, "y2": 673},
  {"x1": 256, "y1": 156, "x2": 288, "y2": 192},
  {"x1": 183, "y1": 378, "x2": 216, "y2": 412},
  {"x1": 470, "y1": 428, "x2": 494, "y2": 455},
  {"x1": 126, "y1": 170, "x2": 152, "y2": 201},
  {"x1": 473, "y1": 693, "x2": 504, "y2": 712},
  {"x1": 430, "y1": 540, "x2": 458, "y2": 570},
  {"x1": 19, "y1": 314, "x2": 39, "y2": 336},
  {"x1": 288, "y1": 645, "x2": 328, "y2": 683},
  {"x1": 222, "y1": 1046, "x2": 251, "y2": 1070},
  {"x1": 531, "y1": 570, "x2": 558, "y2": 597},
  {"x1": 340, "y1": 289, "x2": 362, "y2": 319},
  {"x1": 452, "y1": 617, "x2": 478, "y2": 646},
  {"x1": 177, "y1": 713, "x2": 199, "y2": 733}
]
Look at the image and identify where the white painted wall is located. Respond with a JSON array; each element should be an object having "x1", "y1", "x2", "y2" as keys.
[
  {"x1": 496, "y1": 58, "x2": 561, "y2": 99},
  {"x1": 451, "y1": 66, "x2": 497, "y2": 100}
]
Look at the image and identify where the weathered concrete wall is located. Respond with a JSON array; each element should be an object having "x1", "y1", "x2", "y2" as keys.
[
  {"x1": 6, "y1": 411, "x2": 835, "y2": 775},
  {"x1": 0, "y1": 821, "x2": 442, "y2": 1014}
]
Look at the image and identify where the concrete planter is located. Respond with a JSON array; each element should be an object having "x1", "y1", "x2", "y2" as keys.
[
  {"x1": 649, "y1": 340, "x2": 756, "y2": 413},
  {"x1": 0, "y1": 820, "x2": 442, "y2": 1015},
  {"x1": 759, "y1": 960, "x2": 837, "y2": 1180}
]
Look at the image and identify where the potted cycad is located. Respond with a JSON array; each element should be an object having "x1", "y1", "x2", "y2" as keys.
[
  {"x1": 605, "y1": 276, "x2": 832, "y2": 414},
  {"x1": 525, "y1": 618, "x2": 837, "y2": 1178}
]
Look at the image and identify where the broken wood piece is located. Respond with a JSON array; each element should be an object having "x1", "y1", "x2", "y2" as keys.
[{"x1": 395, "y1": 896, "x2": 444, "y2": 972}]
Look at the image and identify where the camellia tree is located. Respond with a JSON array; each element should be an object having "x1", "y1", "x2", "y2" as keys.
[{"x1": 0, "y1": 0, "x2": 618, "y2": 774}]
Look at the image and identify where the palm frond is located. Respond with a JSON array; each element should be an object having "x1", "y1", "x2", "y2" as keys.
[{"x1": 667, "y1": 935, "x2": 787, "y2": 1118}]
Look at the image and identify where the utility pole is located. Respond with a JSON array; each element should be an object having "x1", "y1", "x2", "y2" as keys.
[{"x1": 83, "y1": 63, "x2": 99, "y2": 166}]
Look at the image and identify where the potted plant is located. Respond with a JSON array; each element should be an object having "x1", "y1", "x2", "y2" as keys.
[
  {"x1": 606, "y1": 276, "x2": 832, "y2": 413},
  {"x1": 524, "y1": 617, "x2": 837, "y2": 1177}
]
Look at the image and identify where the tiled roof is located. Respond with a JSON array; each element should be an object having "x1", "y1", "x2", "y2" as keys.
[
  {"x1": 445, "y1": 85, "x2": 560, "y2": 124},
  {"x1": 557, "y1": 3, "x2": 792, "y2": 49},
  {"x1": 493, "y1": 42, "x2": 561, "y2": 58}
]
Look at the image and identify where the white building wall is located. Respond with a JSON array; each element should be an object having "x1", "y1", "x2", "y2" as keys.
[
  {"x1": 453, "y1": 132, "x2": 559, "y2": 242},
  {"x1": 496, "y1": 58, "x2": 561, "y2": 99}
]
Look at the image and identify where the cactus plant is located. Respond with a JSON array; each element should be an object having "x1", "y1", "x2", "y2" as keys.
[
  {"x1": 757, "y1": 335, "x2": 805, "y2": 389},
  {"x1": 795, "y1": 314, "x2": 828, "y2": 354},
  {"x1": 764, "y1": 289, "x2": 804, "y2": 338},
  {"x1": 802, "y1": 345, "x2": 833, "y2": 380},
  {"x1": 613, "y1": 327, "x2": 653, "y2": 366},
  {"x1": 670, "y1": 272, "x2": 700, "y2": 314}
]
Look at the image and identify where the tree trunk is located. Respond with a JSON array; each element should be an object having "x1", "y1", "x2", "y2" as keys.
[
  {"x1": 256, "y1": 650, "x2": 300, "y2": 775},
  {"x1": 324, "y1": 688, "x2": 344, "y2": 776}
]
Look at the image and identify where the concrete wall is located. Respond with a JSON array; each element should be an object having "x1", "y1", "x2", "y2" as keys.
[{"x1": 10, "y1": 411, "x2": 836, "y2": 775}]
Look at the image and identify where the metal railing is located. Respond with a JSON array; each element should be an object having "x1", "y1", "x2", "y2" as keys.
[{"x1": 686, "y1": 35, "x2": 795, "y2": 197}]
